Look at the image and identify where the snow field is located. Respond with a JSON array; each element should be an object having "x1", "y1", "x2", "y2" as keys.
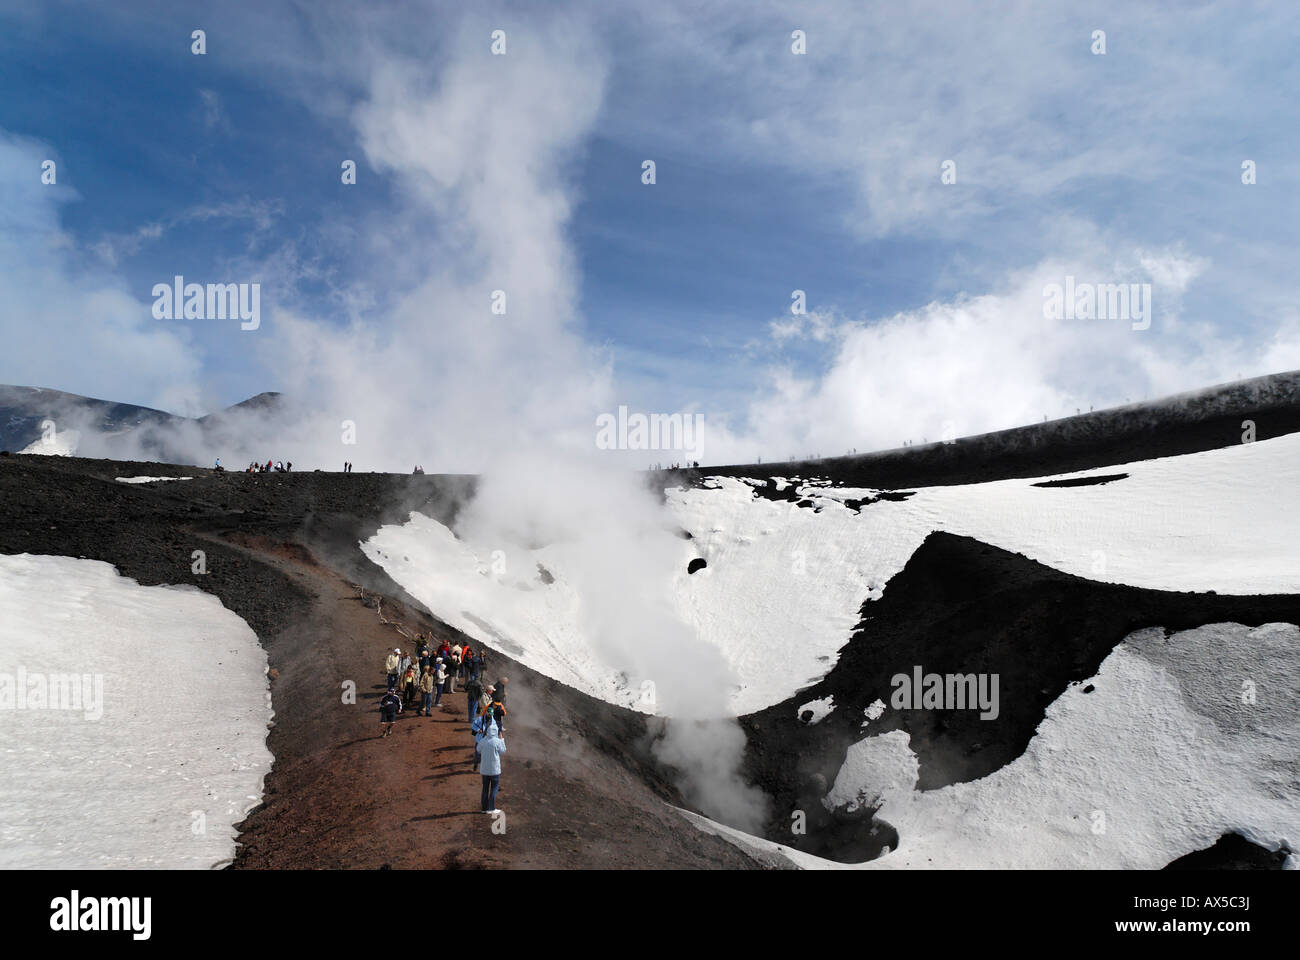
[{"x1": 0, "y1": 554, "x2": 273, "y2": 868}]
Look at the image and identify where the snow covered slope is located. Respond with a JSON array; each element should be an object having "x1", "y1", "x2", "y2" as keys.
[
  {"x1": 19, "y1": 428, "x2": 80, "y2": 456},
  {"x1": 683, "y1": 621, "x2": 1299, "y2": 870},
  {"x1": 366, "y1": 432, "x2": 1300, "y2": 716},
  {"x1": 0, "y1": 555, "x2": 273, "y2": 868}
]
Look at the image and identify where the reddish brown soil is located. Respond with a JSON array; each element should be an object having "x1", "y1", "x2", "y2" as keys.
[{"x1": 223, "y1": 534, "x2": 762, "y2": 870}]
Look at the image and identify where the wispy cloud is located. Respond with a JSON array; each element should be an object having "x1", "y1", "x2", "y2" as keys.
[{"x1": 198, "y1": 88, "x2": 233, "y2": 134}]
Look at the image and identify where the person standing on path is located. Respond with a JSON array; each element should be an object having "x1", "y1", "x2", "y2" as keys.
[
  {"x1": 464, "y1": 675, "x2": 482, "y2": 721},
  {"x1": 378, "y1": 687, "x2": 403, "y2": 738},
  {"x1": 384, "y1": 648, "x2": 401, "y2": 690},
  {"x1": 477, "y1": 722, "x2": 506, "y2": 813},
  {"x1": 443, "y1": 653, "x2": 456, "y2": 696},
  {"x1": 479, "y1": 694, "x2": 506, "y2": 735},
  {"x1": 494, "y1": 677, "x2": 508, "y2": 712},
  {"x1": 402, "y1": 664, "x2": 418, "y2": 707},
  {"x1": 418, "y1": 666, "x2": 436, "y2": 717},
  {"x1": 433, "y1": 657, "x2": 447, "y2": 707}
]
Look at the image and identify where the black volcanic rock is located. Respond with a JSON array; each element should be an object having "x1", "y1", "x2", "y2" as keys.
[{"x1": 740, "y1": 532, "x2": 1300, "y2": 860}]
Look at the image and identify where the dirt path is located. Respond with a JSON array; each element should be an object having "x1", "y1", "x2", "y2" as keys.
[
  {"x1": 222, "y1": 533, "x2": 763, "y2": 869},
  {"x1": 218, "y1": 534, "x2": 514, "y2": 868}
]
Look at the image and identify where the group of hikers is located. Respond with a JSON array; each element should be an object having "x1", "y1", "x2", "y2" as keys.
[
  {"x1": 211, "y1": 458, "x2": 291, "y2": 473},
  {"x1": 377, "y1": 634, "x2": 510, "y2": 814},
  {"x1": 244, "y1": 459, "x2": 291, "y2": 472},
  {"x1": 652, "y1": 461, "x2": 700, "y2": 470}
]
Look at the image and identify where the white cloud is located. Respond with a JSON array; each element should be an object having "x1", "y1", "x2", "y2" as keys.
[
  {"x1": 198, "y1": 88, "x2": 233, "y2": 134},
  {"x1": 0, "y1": 132, "x2": 204, "y2": 414},
  {"x1": 704, "y1": 244, "x2": 1296, "y2": 461}
]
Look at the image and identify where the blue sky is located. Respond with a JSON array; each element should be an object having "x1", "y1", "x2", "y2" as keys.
[{"x1": 2, "y1": 1, "x2": 1299, "y2": 464}]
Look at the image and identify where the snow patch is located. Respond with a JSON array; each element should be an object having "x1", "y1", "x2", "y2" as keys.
[
  {"x1": 689, "y1": 621, "x2": 1300, "y2": 869},
  {"x1": 0, "y1": 554, "x2": 273, "y2": 869},
  {"x1": 368, "y1": 432, "x2": 1300, "y2": 716},
  {"x1": 19, "y1": 429, "x2": 80, "y2": 456},
  {"x1": 823, "y1": 729, "x2": 918, "y2": 813},
  {"x1": 797, "y1": 695, "x2": 834, "y2": 724}
]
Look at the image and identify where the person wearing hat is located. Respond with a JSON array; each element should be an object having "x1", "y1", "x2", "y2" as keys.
[
  {"x1": 478, "y1": 687, "x2": 506, "y2": 735},
  {"x1": 384, "y1": 648, "x2": 401, "y2": 690},
  {"x1": 477, "y1": 720, "x2": 506, "y2": 814},
  {"x1": 378, "y1": 685, "x2": 403, "y2": 738},
  {"x1": 433, "y1": 657, "x2": 447, "y2": 707}
]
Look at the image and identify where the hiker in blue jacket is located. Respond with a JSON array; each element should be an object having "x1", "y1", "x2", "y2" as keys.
[
  {"x1": 472, "y1": 702, "x2": 503, "y2": 770},
  {"x1": 477, "y1": 722, "x2": 506, "y2": 813}
]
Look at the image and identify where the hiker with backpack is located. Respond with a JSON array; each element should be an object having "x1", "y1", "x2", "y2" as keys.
[
  {"x1": 384, "y1": 648, "x2": 401, "y2": 690},
  {"x1": 378, "y1": 687, "x2": 403, "y2": 738},
  {"x1": 402, "y1": 664, "x2": 418, "y2": 707},
  {"x1": 472, "y1": 701, "x2": 504, "y2": 773},
  {"x1": 495, "y1": 677, "x2": 508, "y2": 709},
  {"x1": 479, "y1": 688, "x2": 507, "y2": 735},
  {"x1": 464, "y1": 674, "x2": 482, "y2": 722}
]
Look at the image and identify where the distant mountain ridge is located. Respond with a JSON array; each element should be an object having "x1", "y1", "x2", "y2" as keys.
[{"x1": 0, "y1": 385, "x2": 282, "y2": 455}]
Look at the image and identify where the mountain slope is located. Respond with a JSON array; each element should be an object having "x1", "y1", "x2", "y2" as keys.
[{"x1": 0, "y1": 384, "x2": 282, "y2": 460}]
